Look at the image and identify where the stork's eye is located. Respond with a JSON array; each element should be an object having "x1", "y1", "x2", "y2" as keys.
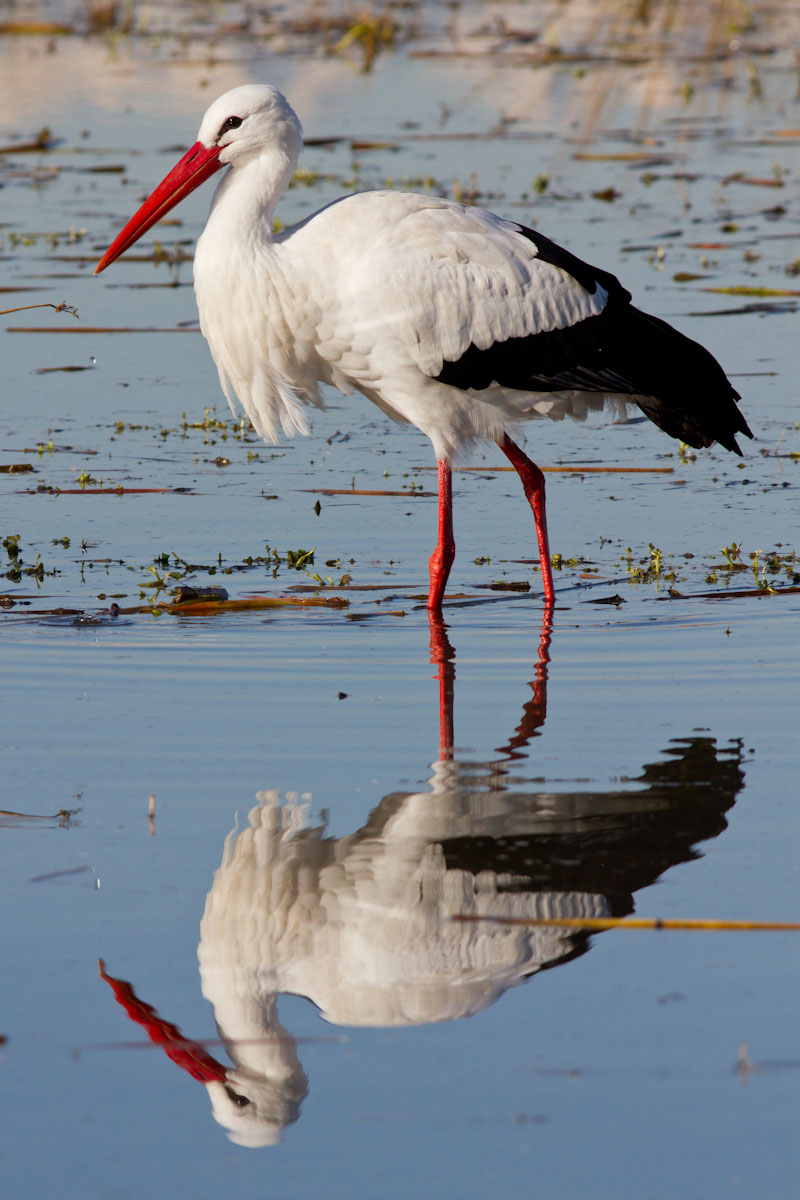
[
  {"x1": 218, "y1": 115, "x2": 243, "y2": 139},
  {"x1": 224, "y1": 1084, "x2": 251, "y2": 1108}
]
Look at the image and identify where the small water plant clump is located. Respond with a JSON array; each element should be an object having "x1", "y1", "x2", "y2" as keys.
[
  {"x1": 1, "y1": 533, "x2": 59, "y2": 585},
  {"x1": 136, "y1": 544, "x2": 321, "y2": 599},
  {"x1": 705, "y1": 543, "x2": 799, "y2": 591},
  {"x1": 622, "y1": 543, "x2": 677, "y2": 587}
]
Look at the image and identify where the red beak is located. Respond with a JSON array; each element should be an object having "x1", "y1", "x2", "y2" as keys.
[{"x1": 94, "y1": 140, "x2": 223, "y2": 275}]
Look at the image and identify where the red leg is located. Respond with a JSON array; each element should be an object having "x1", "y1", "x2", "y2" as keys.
[
  {"x1": 495, "y1": 606, "x2": 553, "y2": 758},
  {"x1": 428, "y1": 459, "x2": 455, "y2": 610},
  {"x1": 497, "y1": 433, "x2": 555, "y2": 607},
  {"x1": 428, "y1": 612, "x2": 456, "y2": 760}
]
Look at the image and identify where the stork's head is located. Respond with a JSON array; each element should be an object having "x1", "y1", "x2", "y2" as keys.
[
  {"x1": 94, "y1": 84, "x2": 303, "y2": 274},
  {"x1": 198, "y1": 84, "x2": 303, "y2": 169}
]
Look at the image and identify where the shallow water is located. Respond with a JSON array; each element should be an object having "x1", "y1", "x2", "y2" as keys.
[{"x1": 2, "y1": 5, "x2": 800, "y2": 1197}]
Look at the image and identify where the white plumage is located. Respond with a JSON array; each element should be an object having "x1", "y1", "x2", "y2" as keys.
[
  {"x1": 197, "y1": 783, "x2": 609, "y2": 1145},
  {"x1": 96, "y1": 84, "x2": 752, "y2": 609},
  {"x1": 199, "y1": 188, "x2": 612, "y2": 455}
]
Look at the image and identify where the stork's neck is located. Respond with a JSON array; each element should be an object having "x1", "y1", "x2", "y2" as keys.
[{"x1": 204, "y1": 142, "x2": 298, "y2": 252}]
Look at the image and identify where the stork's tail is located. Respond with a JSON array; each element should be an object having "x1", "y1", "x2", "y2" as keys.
[{"x1": 627, "y1": 307, "x2": 752, "y2": 455}]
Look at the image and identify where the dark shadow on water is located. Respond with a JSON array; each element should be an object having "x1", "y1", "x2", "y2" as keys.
[{"x1": 100, "y1": 611, "x2": 746, "y2": 1147}]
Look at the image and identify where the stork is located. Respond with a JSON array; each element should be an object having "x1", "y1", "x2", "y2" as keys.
[{"x1": 95, "y1": 84, "x2": 752, "y2": 609}]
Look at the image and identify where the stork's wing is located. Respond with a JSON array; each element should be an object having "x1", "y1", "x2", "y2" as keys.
[
  {"x1": 352, "y1": 202, "x2": 626, "y2": 383},
  {"x1": 346, "y1": 199, "x2": 749, "y2": 453}
]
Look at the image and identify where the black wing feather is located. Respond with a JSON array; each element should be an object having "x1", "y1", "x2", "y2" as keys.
[{"x1": 435, "y1": 224, "x2": 752, "y2": 454}]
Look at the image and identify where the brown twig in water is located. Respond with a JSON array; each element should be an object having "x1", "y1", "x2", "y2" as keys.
[
  {"x1": 414, "y1": 465, "x2": 674, "y2": 474},
  {"x1": 0, "y1": 300, "x2": 79, "y2": 319},
  {"x1": 454, "y1": 914, "x2": 800, "y2": 932}
]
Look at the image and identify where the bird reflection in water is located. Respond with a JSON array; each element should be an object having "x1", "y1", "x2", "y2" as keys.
[{"x1": 100, "y1": 613, "x2": 746, "y2": 1146}]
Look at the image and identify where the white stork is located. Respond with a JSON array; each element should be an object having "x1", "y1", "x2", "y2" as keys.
[{"x1": 95, "y1": 84, "x2": 752, "y2": 608}]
